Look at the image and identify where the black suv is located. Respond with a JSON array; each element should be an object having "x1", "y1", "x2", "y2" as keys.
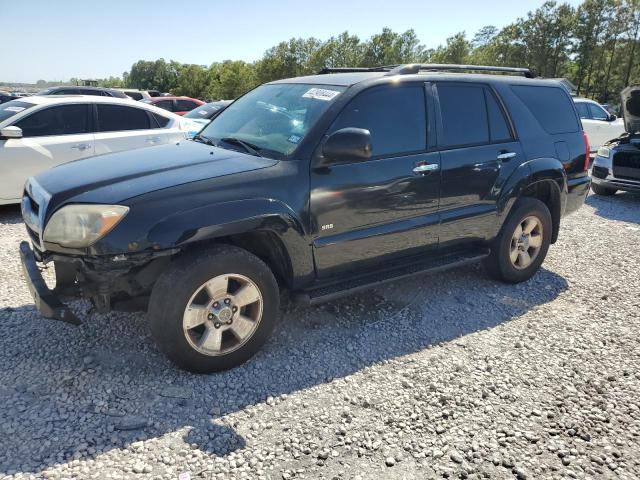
[
  {"x1": 591, "y1": 85, "x2": 640, "y2": 195},
  {"x1": 19, "y1": 64, "x2": 590, "y2": 372}
]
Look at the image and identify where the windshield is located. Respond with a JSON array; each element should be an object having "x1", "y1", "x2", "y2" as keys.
[
  {"x1": 198, "y1": 83, "x2": 346, "y2": 159},
  {"x1": 0, "y1": 100, "x2": 36, "y2": 124}
]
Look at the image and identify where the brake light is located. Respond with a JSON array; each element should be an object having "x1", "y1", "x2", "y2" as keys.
[{"x1": 583, "y1": 131, "x2": 590, "y2": 171}]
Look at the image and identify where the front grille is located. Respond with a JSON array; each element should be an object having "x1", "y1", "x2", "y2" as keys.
[
  {"x1": 613, "y1": 151, "x2": 640, "y2": 180},
  {"x1": 592, "y1": 165, "x2": 608, "y2": 179}
]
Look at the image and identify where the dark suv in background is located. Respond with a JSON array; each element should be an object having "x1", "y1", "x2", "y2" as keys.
[
  {"x1": 19, "y1": 64, "x2": 590, "y2": 372},
  {"x1": 591, "y1": 84, "x2": 640, "y2": 195},
  {"x1": 37, "y1": 86, "x2": 129, "y2": 98}
]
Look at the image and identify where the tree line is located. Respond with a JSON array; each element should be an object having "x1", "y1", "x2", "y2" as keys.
[{"x1": 101, "y1": 0, "x2": 639, "y2": 105}]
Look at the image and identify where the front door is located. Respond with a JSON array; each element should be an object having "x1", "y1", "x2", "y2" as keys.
[
  {"x1": 0, "y1": 103, "x2": 94, "y2": 201},
  {"x1": 310, "y1": 83, "x2": 440, "y2": 278},
  {"x1": 433, "y1": 82, "x2": 524, "y2": 248}
]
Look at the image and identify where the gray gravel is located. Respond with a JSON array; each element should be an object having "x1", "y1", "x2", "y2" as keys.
[{"x1": 1, "y1": 192, "x2": 639, "y2": 479}]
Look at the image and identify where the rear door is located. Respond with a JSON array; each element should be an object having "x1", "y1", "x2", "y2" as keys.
[
  {"x1": 310, "y1": 83, "x2": 440, "y2": 278},
  {"x1": 93, "y1": 104, "x2": 169, "y2": 155},
  {"x1": 434, "y1": 82, "x2": 524, "y2": 248},
  {"x1": 0, "y1": 103, "x2": 94, "y2": 201}
]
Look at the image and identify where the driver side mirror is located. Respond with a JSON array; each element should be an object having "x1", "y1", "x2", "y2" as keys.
[
  {"x1": 0, "y1": 126, "x2": 22, "y2": 140},
  {"x1": 320, "y1": 127, "x2": 372, "y2": 166},
  {"x1": 608, "y1": 114, "x2": 617, "y2": 122}
]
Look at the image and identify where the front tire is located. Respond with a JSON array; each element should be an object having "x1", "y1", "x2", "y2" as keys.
[
  {"x1": 591, "y1": 183, "x2": 616, "y2": 196},
  {"x1": 484, "y1": 197, "x2": 552, "y2": 283},
  {"x1": 148, "y1": 245, "x2": 279, "y2": 373}
]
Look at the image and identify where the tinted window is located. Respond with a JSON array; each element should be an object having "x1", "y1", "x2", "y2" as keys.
[
  {"x1": 16, "y1": 104, "x2": 90, "y2": 137},
  {"x1": 331, "y1": 85, "x2": 426, "y2": 157},
  {"x1": 97, "y1": 105, "x2": 150, "y2": 132},
  {"x1": 80, "y1": 89, "x2": 102, "y2": 96},
  {"x1": 512, "y1": 85, "x2": 580, "y2": 134},
  {"x1": 155, "y1": 100, "x2": 174, "y2": 111},
  {"x1": 575, "y1": 102, "x2": 589, "y2": 119},
  {"x1": 485, "y1": 90, "x2": 512, "y2": 142},
  {"x1": 588, "y1": 103, "x2": 608, "y2": 121},
  {"x1": 124, "y1": 91, "x2": 143, "y2": 101},
  {"x1": 176, "y1": 99, "x2": 197, "y2": 111},
  {"x1": 438, "y1": 84, "x2": 489, "y2": 147},
  {"x1": 0, "y1": 100, "x2": 35, "y2": 123},
  {"x1": 152, "y1": 113, "x2": 170, "y2": 128}
]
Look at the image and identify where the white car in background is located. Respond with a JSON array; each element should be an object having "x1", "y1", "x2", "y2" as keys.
[
  {"x1": 574, "y1": 97, "x2": 626, "y2": 153},
  {"x1": 0, "y1": 96, "x2": 190, "y2": 205}
]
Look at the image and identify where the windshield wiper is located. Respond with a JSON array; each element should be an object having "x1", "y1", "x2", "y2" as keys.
[
  {"x1": 220, "y1": 137, "x2": 263, "y2": 157},
  {"x1": 192, "y1": 134, "x2": 216, "y2": 146}
]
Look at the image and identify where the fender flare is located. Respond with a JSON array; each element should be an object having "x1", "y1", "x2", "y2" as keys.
[
  {"x1": 496, "y1": 158, "x2": 567, "y2": 239},
  {"x1": 146, "y1": 198, "x2": 313, "y2": 287}
]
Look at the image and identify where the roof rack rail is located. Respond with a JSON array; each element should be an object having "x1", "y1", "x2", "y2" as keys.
[
  {"x1": 318, "y1": 64, "x2": 536, "y2": 78},
  {"x1": 388, "y1": 64, "x2": 536, "y2": 78},
  {"x1": 317, "y1": 66, "x2": 399, "y2": 74}
]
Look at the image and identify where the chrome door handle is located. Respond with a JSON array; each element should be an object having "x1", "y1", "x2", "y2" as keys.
[
  {"x1": 147, "y1": 136, "x2": 161, "y2": 143},
  {"x1": 413, "y1": 163, "x2": 439, "y2": 174},
  {"x1": 497, "y1": 151, "x2": 516, "y2": 161},
  {"x1": 71, "y1": 143, "x2": 91, "y2": 151}
]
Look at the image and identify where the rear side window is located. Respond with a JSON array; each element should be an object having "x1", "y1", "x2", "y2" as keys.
[
  {"x1": 152, "y1": 112, "x2": 170, "y2": 128},
  {"x1": 176, "y1": 99, "x2": 197, "y2": 111},
  {"x1": 97, "y1": 104, "x2": 150, "y2": 132},
  {"x1": 124, "y1": 91, "x2": 143, "y2": 101},
  {"x1": 155, "y1": 100, "x2": 174, "y2": 111},
  {"x1": 16, "y1": 104, "x2": 90, "y2": 137},
  {"x1": 512, "y1": 85, "x2": 580, "y2": 134},
  {"x1": 331, "y1": 85, "x2": 426, "y2": 157},
  {"x1": 437, "y1": 84, "x2": 489, "y2": 147},
  {"x1": 485, "y1": 90, "x2": 512, "y2": 142}
]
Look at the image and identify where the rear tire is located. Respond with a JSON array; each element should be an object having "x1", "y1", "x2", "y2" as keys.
[
  {"x1": 148, "y1": 244, "x2": 279, "y2": 373},
  {"x1": 484, "y1": 197, "x2": 552, "y2": 283},
  {"x1": 591, "y1": 183, "x2": 616, "y2": 196}
]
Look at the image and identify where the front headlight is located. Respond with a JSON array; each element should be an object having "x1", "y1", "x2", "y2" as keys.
[
  {"x1": 597, "y1": 146, "x2": 611, "y2": 158},
  {"x1": 43, "y1": 204, "x2": 129, "y2": 248}
]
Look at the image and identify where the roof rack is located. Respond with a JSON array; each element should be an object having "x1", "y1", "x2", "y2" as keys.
[
  {"x1": 318, "y1": 64, "x2": 536, "y2": 78},
  {"x1": 317, "y1": 66, "x2": 399, "y2": 74}
]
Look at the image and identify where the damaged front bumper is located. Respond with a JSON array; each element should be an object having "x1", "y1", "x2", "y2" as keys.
[
  {"x1": 19, "y1": 241, "x2": 177, "y2": 322},
  {"x1": 19, "y1": 241, "x2": 81, "y2": 325}
]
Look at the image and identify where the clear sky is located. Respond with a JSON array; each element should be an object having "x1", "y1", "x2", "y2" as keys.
[{"x1": 2, "y1": 0, "x2": 583, "y2": 83}]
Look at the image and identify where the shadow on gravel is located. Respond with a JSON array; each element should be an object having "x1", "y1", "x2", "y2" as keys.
[
  {"x1": 0, "y1": 259, "x2": 569, "y2": 475},
  {"x1": 0, "y1": 204, "x2": 22, "y2": 224},
  {"x1": 586, "y1": 191, "x2": 640, "y2": 224}
]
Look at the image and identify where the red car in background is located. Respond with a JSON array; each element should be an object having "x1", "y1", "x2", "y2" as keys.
[{"x1": 142, "y1": 96, "x2": 205, "y2": 115}]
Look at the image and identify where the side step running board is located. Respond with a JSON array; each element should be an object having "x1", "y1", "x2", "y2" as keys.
[{"x1": 293, "y1": 249, "x2": 490, "y2": 306}]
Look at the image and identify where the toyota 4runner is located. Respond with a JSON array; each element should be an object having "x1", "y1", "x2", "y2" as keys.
[{"x1": 19, "y1": 64, "x2": 591, "y2": 373}]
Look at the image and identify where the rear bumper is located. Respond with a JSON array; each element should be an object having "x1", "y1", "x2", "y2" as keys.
[
  {"x1": 564, "y1": 174, "x2": 591, "y2": 215},
  {"x1": 19, "y1": 241, "x2": 80, "y2": 325}
]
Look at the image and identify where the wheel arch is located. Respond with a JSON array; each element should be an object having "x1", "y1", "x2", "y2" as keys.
[
  {"x1": 498, "y1": 158, "x2": 567, "y2": 244},
  {"x1": 146, "y1": 198, "x2": 313, "y2": 289}
]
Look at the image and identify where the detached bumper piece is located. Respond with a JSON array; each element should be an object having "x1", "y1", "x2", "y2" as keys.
[{"x1": 19, "y1": 241, "x2": 81, "y2": 325}]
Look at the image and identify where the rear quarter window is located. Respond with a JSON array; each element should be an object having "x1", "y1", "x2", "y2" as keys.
[{"x1": 511, "y1": 85, "x2": 580, "y2": 134}]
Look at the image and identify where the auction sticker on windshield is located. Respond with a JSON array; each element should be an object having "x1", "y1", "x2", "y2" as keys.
[
  {"x1": 3, "y1": 106, "x2": 26, "y2": 113},
  {"x1": 302, "y1": 88, "x2": 341, "y2": 101}
]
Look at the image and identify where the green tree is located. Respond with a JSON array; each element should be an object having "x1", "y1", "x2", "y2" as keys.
[
  {"x1": 431, "y1": 32, "x2": 472, "y2": 64},
  {"x1": 208, "y1": 61, "x2": 258, "y2": 100},
  {"x1": 361, "y1": 28, "x2": 426, "y2": 66}
]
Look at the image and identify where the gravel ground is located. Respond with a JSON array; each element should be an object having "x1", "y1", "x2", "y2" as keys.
[{"x1": 1, "y1": 192, "x2": 639, "y2": 480}]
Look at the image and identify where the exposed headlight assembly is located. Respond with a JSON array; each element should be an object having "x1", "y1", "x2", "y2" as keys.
[
  {"x1": 597, "y1": 146, "x2": 611, "y2": 159},
  {"x1": 43, "y1": 204, "x2": 129, "y2": 248}
]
